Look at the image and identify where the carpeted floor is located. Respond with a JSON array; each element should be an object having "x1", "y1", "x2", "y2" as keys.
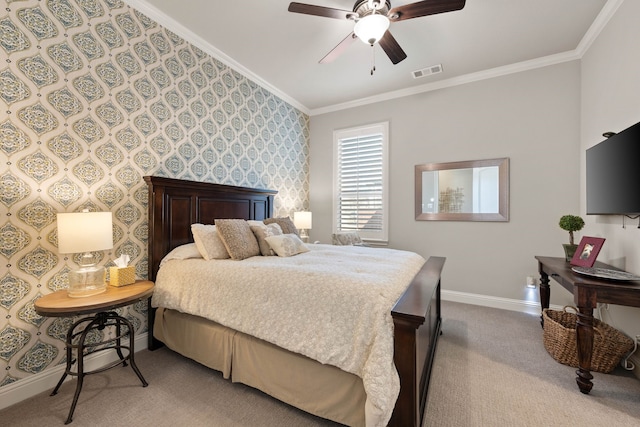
[
  {"x1": 0, "y1": 345, "x2": 338, "y2": 427},
  {"x1": 2, "y1": 301, "x2": 639, "y2": 426},
  {"x1": 424, "y1": 302, "x2": 640, "y2": 426}
]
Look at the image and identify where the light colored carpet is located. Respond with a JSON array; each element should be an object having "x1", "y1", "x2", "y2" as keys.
[
  {"x1": 424, "y1": 302, "x2": 640, "y2": 426},
  {"x1": 0, "y1": 346, "x2": 337, "y2": 426},
  {"x1": 2, "y1": 301, "x2": 639, "y2": 426}
]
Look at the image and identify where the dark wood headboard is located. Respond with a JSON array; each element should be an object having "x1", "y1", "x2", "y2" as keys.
[{"x1": 144, "y1": 176, "x2": 277, "y2": 281}]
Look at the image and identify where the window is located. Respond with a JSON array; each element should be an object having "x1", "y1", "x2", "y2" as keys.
[{"x1": 333, "y1": 122, "x2": 389, "y2": 243}]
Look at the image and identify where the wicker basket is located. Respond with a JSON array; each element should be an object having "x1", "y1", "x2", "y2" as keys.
[{"x1": 542, "y1": 306, "x2": 634, "y2": 373}]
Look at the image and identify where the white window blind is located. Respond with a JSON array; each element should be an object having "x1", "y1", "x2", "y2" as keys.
[{"x1": 333, "y1": 122, "x2": 388, "y2": 242}]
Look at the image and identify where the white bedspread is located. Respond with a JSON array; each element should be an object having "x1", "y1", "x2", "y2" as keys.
[{"x1": 152, "y1": 243, "x2": 425, "y2": 426}]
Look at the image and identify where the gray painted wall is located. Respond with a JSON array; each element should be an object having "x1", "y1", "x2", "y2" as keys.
[
  {"x1": 581, "y1": 0, "x2": 640, "y2": 349},
  {"x1": 310, "y1": 61, "x2": 581, "y2": 306},
  {"x1": 310, "y1": 0, "x2": 640, "y2": 371}
]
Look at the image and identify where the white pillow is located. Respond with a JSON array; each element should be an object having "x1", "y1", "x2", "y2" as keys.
[
  {"x1": 191, "y1": 223, "x2": 230, "y2": 260},
  {"x1": 251, "y1": 223, "x2": 283, "y2": 256},
  {"x1": 159, "y1": 243, "x2": 202, "y2": 268},
  {"x1": 265, "y1": 234, "x2": 309, "y2": 257}
]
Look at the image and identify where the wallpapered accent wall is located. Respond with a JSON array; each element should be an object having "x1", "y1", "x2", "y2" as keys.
[{"x1": 0, "y1": 0, "x2": 310, "y2": 387}]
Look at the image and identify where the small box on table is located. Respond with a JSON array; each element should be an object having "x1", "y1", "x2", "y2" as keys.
[{"x1": 109, "y1": 266, "x2": 135, "y2": 287}]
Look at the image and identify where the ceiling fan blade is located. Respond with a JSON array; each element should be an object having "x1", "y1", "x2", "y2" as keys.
[
  {"x1": 319, "y1": 32, "x2": 358, "y2": 64},
  {"x1": 378, "y1": 31, "x2": 407, "y2": 64},
  {"x1": 388, "y1": 0, "x2": 466, "y2": 22},
  {"x1": 288, "y1": 2, "x2": 355, "y2": 20}
]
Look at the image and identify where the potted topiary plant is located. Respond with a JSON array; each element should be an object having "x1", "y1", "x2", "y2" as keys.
[{"x1": 559, "y1": 214, "x2": 585, "y2": 261}]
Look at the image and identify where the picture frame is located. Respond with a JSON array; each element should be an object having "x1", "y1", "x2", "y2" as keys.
[{"x1": 570, "y1": 236, "x2": 606, "y2": 267}]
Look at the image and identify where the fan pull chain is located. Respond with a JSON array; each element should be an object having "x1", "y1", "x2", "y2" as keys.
[{"x1": 370, "y1": 45, "x2": 376, "y2": 76}]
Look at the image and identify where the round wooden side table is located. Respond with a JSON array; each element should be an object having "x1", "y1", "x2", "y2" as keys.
[{"x1": 35, "y1": 280, "x2": 154, "y2": 424}]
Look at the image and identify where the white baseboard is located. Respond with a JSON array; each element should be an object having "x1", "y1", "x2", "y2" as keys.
[
  {"x1": 441, "y1": 289, "x2": 563, "y2": 316},
  {"x1": 0, "y1": 332, "x2": 148, "y2": 411}
]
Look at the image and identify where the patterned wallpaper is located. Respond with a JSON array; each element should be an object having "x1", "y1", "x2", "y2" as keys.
[{"x1": 0, "y1": 0, "x2": 310, "y2": 387}]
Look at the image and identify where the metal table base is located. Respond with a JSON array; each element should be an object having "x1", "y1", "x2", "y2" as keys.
[{"x1": 50, "y1": 311, "x2": 148, "y2": 424}]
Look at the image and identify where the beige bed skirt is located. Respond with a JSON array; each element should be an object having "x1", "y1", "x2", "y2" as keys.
[{"x1": 154, "y1": 307, "x2": 367, "y2": 426}]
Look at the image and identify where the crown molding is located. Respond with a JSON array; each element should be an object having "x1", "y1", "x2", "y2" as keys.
[
  {"x1": 575, "y1": 0, "x2": 624, "y2": 56},
  {"x1": 309, "y1": 50, "x2": 581, "y2": 116},
  {"x1": 124, "y1": 0, "x2": 623, "y2": 117},
  {"x1": 311, "y1": 0, "x2": 624, "y2": 116},
  {"x1": 122, "y1": 0, "x2": 310, "y2": 115}
]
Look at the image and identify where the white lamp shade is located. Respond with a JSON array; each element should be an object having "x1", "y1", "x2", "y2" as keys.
[
  {"x1": 293, "y1": 211, "x2": 312, "y2": 230},
  {"x1": 57, "y1": 212, "x2": 113, "y2": 254},
  {"x1": 354, "y1": 14, "x2": 390, "y2": 45}
]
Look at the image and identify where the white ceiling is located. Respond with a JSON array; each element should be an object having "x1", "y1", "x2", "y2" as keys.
[{"x1": 126, "y1": 0, "x2": 619, "y2": 115}]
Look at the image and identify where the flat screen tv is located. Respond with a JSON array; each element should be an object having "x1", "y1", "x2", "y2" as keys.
[{"x1": 586, "y1": 120, "x2": 640, "y2": 215}]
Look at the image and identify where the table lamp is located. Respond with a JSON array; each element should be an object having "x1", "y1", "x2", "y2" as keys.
[
  {"x1": 293, "y1": 211, "x2": 312, "y2": 243},
  {"x1": 57, "y1": 211, "x2": 113, "y2": 297}
]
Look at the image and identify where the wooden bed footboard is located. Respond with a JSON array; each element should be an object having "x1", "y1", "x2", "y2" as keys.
[
  {"x1": 390, "y1": 256, "x2": 445, "y2": 427},
  {"x1": 144, "y1": 176, "x2": 444, "y2": 426}
]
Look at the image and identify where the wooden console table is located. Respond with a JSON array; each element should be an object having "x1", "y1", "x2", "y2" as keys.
[{"x1": 535, "y1": 256, "x2": 640, "y2": 394}]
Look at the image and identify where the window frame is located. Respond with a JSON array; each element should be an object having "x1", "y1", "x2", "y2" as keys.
[{"x1": 332, "y1": 121, "x2": 389, "y2": 244}]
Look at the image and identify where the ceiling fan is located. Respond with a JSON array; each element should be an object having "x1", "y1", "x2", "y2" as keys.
[{"x1": 288, "y1": 0, "x2": 466, "y2": 67}]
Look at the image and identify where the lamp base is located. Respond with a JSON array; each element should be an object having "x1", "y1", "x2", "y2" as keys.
[
  {"x1": 299, "y1": 229, "x2": 309, "y2": 243},
  {"x1": 68, "y1": 265, "x2": 107, "y2": 298}
]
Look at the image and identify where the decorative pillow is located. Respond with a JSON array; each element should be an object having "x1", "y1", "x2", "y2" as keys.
[
  {"x1": 265, "y1": 234, "x2": 310, "y2": 257},
  {"x1": 215, "y1": 219, "x2": 261, "y2": 260},
  {"x1": 159, "y1": 243, "x2": 203, "y2": 268},
  {"x1": 332, "y1": 232, "x2": 364, "y2": 246},
  {"x1": 191, "y1": 224, "x2": 230, "y2": 260},
  {"x1": 263, "y1": 217, "x2": 299, "y2": 235},
  {"x1": 250, "y1": 223, "x2": 283, "y2": 256}
]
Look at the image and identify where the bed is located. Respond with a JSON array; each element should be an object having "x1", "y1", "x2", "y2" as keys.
[{"x1": 144, "y1": 176, "x2": 445, "y2": 427}]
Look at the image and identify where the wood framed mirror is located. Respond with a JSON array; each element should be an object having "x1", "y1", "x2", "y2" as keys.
[{"x1": 415, "y1": 158, "x2": 509, "y2": 221}]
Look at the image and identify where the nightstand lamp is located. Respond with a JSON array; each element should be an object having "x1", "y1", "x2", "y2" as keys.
[
  {"x1": 294, "y1": 211, "x2": 312, "y2": 243},
  {"x1": 57, "y1": 211, "x2": 113, "y2": 298}
]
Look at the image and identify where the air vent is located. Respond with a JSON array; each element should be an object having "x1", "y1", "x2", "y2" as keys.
[{"x1": 412, "y1": 64, "x2": 443, "y2": 79}]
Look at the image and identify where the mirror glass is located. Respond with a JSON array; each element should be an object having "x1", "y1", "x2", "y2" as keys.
[{"x1": 415, "y1": 158, "x2": 509, "y2": 221}]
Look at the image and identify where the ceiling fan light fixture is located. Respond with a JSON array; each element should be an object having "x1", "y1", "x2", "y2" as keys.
[{"x1": 354, "y1": 13, "x2": 390, "y2": 45}]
